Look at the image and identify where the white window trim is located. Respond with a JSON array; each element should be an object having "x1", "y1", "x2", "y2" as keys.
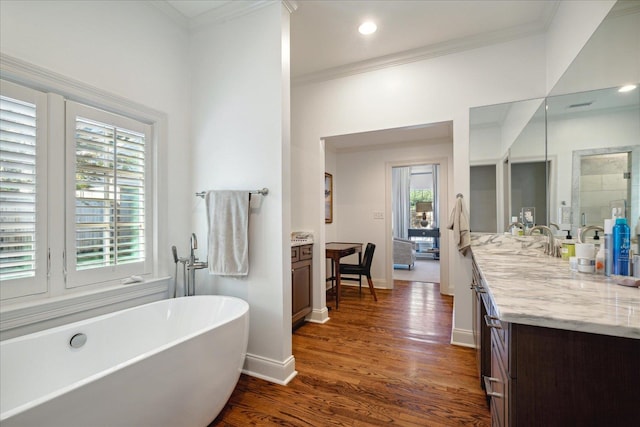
[{"x1": 0, "y1": 54, "x2": 169, "y2": 326}]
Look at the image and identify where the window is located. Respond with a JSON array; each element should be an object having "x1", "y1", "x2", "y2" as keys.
[
  {"x1": 1, "y1": 79, "x2": 156, "y2": 301},
  {"x1": 0, "y1": 81, "x2": 47, "y2": 300},
  {"x1": 65, "y1": 102, "x2": 151, "y2": 288}
]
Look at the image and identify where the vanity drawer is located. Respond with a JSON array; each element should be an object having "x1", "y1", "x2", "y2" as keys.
[
  {"x1": 291, "y1": 246, "x2": 299, "y2": 262},
  {"x1": 299, "y1": 244, "x2": 313, "y2": 261}
]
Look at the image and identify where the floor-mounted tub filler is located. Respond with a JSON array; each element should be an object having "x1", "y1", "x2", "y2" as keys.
[{"x1": 0, "y1": 295, "x2": 249, "y2": 427}]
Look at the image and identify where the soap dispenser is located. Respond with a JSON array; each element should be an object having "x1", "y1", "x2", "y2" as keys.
[{"x1": 561, "y1": 231, "x2": 575, "y2": 260}]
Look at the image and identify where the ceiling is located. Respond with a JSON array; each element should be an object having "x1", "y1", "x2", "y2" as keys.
[
  {"x1": 164, "y1": 0, "x2": 560, "y2": 149},
  {"x1": 166, "y1": 0, "x2": 559, "y2": 81}
]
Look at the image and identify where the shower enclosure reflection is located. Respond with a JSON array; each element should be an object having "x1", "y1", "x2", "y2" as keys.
[{"x1": 547, "y1": 86, "x2": 640, "y2": 236}]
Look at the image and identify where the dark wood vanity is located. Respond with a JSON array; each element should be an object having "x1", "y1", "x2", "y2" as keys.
[
  {"x1": 291, "y1": 244, "x2": 313, "y2": 328},
  {"x1": 472, "y1": 255, "x2": 640, "y2": 426}
]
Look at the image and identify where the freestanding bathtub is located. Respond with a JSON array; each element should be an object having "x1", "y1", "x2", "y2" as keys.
[{"x1": 0, "y1": 295, "x2": 249, "y2": 427}]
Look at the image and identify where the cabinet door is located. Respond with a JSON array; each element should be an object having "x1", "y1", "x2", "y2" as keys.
[
  {"x1": 472, "y1": 258, "x2": 491, "y2": 395},
  {"x1": 292, "y1": 259, "x2": 312, "y2": 324},
  {"x1": 488, "y1": 333, "x2": 508, "y2": 427}
]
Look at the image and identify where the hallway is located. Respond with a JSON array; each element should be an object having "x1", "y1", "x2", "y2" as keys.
[{"x1": 212, "y1": 281, "x2": 490, "y2": 426}]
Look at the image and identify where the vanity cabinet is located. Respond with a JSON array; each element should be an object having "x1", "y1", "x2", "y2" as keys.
[
  {"x1": 291, "y1": 244, "x2": 313, "y2": 328},
  {"x1": 473, "y1": 255, "x2": 640, "y2": 426}
]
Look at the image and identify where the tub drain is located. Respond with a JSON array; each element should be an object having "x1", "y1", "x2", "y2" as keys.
[{"x1": 69, "y1": 333, "x2": 87, "y2": 348}]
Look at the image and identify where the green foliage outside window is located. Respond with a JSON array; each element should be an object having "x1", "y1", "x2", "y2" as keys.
[
  {"x1": 410, "y1": 189, "x2": 433, "y2": 228},
  {"x1": 410, "y1": 189, "x2": 432, "y2": 207}
]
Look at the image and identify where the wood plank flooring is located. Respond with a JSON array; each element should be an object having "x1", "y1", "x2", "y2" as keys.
[{"x1": 210, "y1": 281, "x2": 490, "y2": 426}]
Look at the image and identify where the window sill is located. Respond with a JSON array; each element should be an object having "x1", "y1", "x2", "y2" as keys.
[{"x1": 0, "y1": 277, "x2": 170, "y2": 340}]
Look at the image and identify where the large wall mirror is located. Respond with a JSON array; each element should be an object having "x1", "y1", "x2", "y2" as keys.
[{"x1": 470, "y1": 1, "x2": 639, "y2": 236}]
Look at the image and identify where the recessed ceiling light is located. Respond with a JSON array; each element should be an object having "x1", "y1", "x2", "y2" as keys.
[
  {"x1": 619, "y1": 84, "x2": 637, "y2": 93},
  {"x1": 358, "y1": 21, "x2": 377, "y2": 35}
]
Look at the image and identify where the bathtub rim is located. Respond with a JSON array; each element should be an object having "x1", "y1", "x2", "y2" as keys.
[{"x1": 0, "y1": 295, "x2": 249, "y2": 422}]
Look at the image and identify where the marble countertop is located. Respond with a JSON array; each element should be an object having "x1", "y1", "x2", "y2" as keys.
[
  {"x1": 471, "y1": 233, "x2": 640, "y2": 340},
  {"x1": 291, "y1": 239, "x2": 313, "y2": 247}
]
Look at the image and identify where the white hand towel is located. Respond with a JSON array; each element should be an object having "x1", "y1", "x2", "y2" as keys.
[
  {"x1": 447, "y1": 196, "x2": 471, "y2": 255},
  {"x1": 206, "y1": 190, "x2": 250, "y2": 276}
]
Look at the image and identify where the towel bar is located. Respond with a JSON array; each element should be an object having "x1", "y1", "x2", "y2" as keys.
[{"x1": 195, "y1": 188, "x2": 269, "y2": 199}]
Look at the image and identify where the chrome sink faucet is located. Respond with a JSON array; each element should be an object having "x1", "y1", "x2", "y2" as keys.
[
  {"x1": 507, "y1": 221, "x2": 525, "y2": 233},
  {"x1": 578, "y1": 225, "x2": 604, "y2": 244},
  {"x1": 527, "y1": 225, "x2": 557, "y2": 256}
]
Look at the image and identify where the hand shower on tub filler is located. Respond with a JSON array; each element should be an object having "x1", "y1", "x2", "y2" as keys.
[{"x1": 171, "y1": 234, "x2": 208, "y2": 297}]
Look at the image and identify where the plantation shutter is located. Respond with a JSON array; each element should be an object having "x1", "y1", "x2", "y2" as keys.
[
  {"x1": 66, "y1": 102, "x2": 150, "y2": 287},
  {"x1": 0, "y1": 95, "x2": 37, "y2": 279},
  {"x1": 0, "y1": 81, "x2": 47, "y2": 299}
]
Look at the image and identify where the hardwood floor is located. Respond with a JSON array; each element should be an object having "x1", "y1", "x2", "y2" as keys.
[{"x1": 211, "y1": 281, "x2": 490, "y2": 426}]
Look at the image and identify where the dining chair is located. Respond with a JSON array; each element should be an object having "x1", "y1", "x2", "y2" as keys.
[{"x1": 339, "y1": 243, "x2": 378, "y2": 301}]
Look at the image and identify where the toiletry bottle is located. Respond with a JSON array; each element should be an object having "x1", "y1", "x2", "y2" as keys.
[
  {"x1": 595, "y1": 245, "x2": 605, "y2": 275},
  {"x1": 612, "y1": 217, "x2": 630, "y2": 276},
  {"x1": 604, "y1": 219, "x2": 613, "y2": 276},
  {"x1": 636, "y1": 216, "x2": 640, "y2": 253}
]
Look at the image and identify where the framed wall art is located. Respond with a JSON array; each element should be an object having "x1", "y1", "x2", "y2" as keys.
[{"x1": 325, "y1": 173, "x2": 333, "y2": 223}]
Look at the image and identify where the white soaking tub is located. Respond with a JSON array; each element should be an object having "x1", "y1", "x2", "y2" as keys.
[{"x1": 0, "y1": 295, "x2": 249, "y2": 427}]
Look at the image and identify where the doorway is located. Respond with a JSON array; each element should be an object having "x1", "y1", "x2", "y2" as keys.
[{"x1": 388, "y1": 160, "x2": 447, "y2": 287}]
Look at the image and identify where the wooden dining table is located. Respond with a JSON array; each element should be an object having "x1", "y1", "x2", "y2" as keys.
[{"x1": 325, "y1": 242, "x2": 362, "y2": 309}]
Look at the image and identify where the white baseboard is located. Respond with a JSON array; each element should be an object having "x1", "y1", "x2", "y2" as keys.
[
  {"x1": 451, "y1": 327, "x2": 476, "y2": 348},
  {"x1": 306, "y1": 307, "x2": 330, "y2": 324},
  {"x1": 242, "y1": 353, "x2": 297, "y2": 385}
]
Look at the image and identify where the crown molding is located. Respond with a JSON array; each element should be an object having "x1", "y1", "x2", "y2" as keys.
[
  {"x1": 189, "y1": 0, "x2": 273, "y2": 32},
  {"x1": 150, "y1": 1, "x2": 291, "y2": 32},
  {"x1": 292, "y1": 20, "x2": 549, "y2": 86},
  {"x1": 282, "y1": 0, "x2": 298, "y2": 14},
  {"x1": 147, "y1": 1, "x2": 190, "y2": 30}
]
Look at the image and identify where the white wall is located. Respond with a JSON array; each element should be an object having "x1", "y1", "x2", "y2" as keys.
[
  {"x1": 189, "y1": 3, "x2": 295, "y2": 384},
  {"x1": 545, "y1": 0, "x2": 616, "y2": 93},
  {"x1": 292, "y1": 34, "x2": 548, "y2": 346},
  {"x1": 324, "y1": 145, "x2": 338, "y2": 242}
]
